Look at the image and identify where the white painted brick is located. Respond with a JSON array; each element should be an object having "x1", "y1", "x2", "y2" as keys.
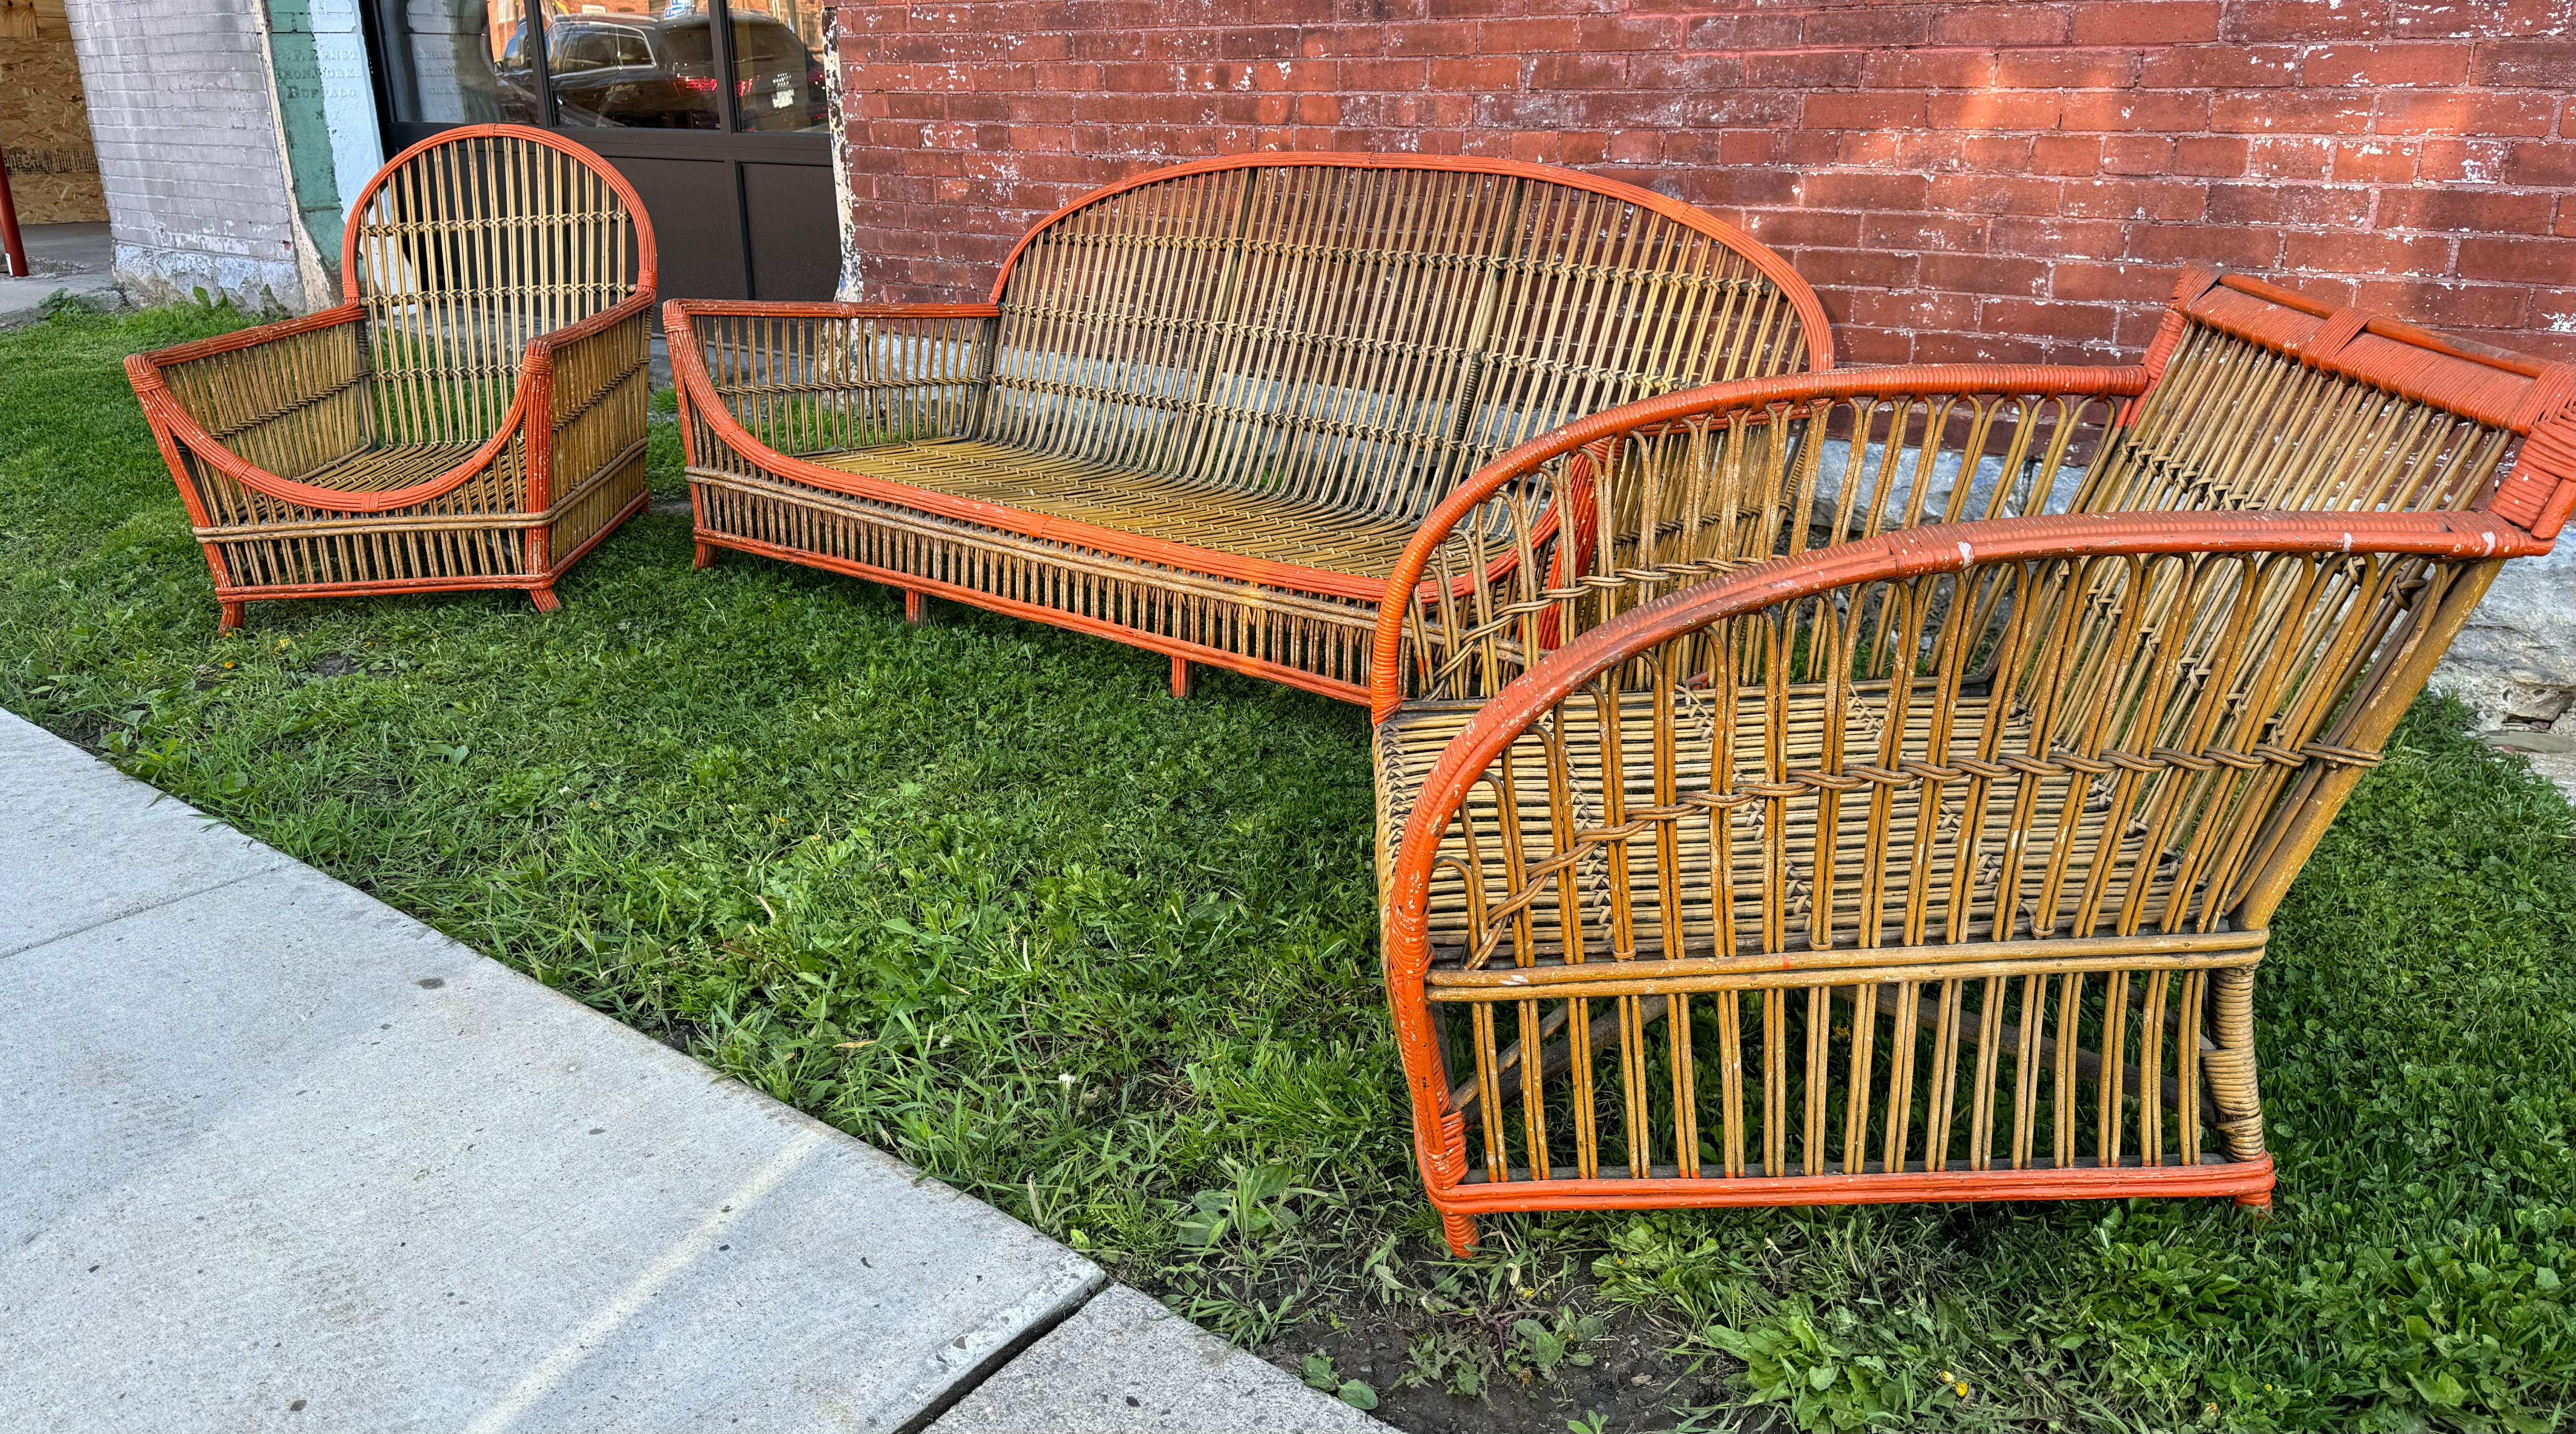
[{"x1": 61, "y1": 0, "x2": 311, "y2": 309}]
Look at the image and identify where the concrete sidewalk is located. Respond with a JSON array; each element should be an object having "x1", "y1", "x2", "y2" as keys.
[
  {"x1": 0, "y1": 221, "x2": 118, "y2": 328},
  {"x1": 0, "y1": 710, "x2": 1383, "y2": 1434}
]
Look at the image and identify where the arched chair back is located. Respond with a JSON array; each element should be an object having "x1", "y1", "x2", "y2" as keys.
[{"x1": 343, "y1": 125, "x2": 655, "y2": 446}]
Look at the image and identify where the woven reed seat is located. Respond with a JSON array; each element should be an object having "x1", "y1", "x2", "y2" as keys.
[
  {"x1": 282, "y1": 443, "x2": 489, "y2": 496},
  {"x1": 802, "y1": 437, "x2": 1427, "y2": 578},
  {"x1": 1373, "y1": 267, "x2": 2576, "y2": 1253},
  {"x1": 672, "y1": 155, "x2": 1830, "y2": 699},
  {"x1": 129, "y1": 126, "x2": 657, "y2": 631}
]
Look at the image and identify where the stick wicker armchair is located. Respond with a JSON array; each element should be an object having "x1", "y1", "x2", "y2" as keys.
[
  {"x1": 128, "y1": 126, "x2": 657, "y2": 631},
  {"x1": 1374, "y1": 266, "x2": 2576, "y2": 1254},
  {"x1": 668, "y1": 154, "x2": 1830, "y2": 700}
]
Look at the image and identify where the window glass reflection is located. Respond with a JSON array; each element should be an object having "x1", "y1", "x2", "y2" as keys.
[
  {"x1": 726, "y1": 0, "x2": 828, "y2": 133},
  {"x1": 372, "y1": 0, "x2": 541, "y2": 125},
  {"x1": 542, "y1": 0, "x2": 721, "y2": 130}
]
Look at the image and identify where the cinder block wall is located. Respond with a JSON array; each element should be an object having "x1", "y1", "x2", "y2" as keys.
[
  {"x1": 62, "y1": 0, "x2": 311, "y2": 309},
  {"x1": 827, "y1": 0, "x2": 2574, "y2": 364}
]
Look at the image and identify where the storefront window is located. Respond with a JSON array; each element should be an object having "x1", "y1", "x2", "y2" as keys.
[
  {"x1": 726, "y1": 0, "x2": 828, "y2": 133},
  {"x1": 543, "y1": 0, "x2": 720, "y2": 130},
  {"x1": 371, "y1": 0, "x2": 824, "y2": 134},
  {"x1": 371, "y1": 0, "x2": 541, "y2": 126}
]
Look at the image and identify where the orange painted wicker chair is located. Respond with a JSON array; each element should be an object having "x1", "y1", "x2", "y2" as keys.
[
  {"x1": 668, "y1": 155, "x2": 1830, "y2": 701},
  {"x1": 128, "y1": 126, "x2": 657, "y2": 631},
  {"x1": 1373, "y1": 267, "x2": 2576, "y2": 1253}
]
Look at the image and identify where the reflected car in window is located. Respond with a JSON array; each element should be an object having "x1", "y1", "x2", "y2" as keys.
[{"x1": 495, "y1": 14, "x2": 826, "y2": 131}]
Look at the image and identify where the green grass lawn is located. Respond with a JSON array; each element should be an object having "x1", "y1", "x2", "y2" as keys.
[{"x1": 6, "y1": 302, "x2": 2573, "y2": 1433}]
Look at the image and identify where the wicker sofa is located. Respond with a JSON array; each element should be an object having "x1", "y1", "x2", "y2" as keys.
[
  {"x1": 668, "y1": 155, "x2": 1831, "y2": 700},
  {"x1": 128, "y1": 126, "x2": 657, "y2": 631},
  {"x1": 1372, "y1": 266, "x2": 2576, "y2": 1253}
]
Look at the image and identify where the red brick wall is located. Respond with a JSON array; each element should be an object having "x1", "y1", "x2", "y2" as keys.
[{"x1": 829, "y1": 0, "x2": 2576, "y2": 363}]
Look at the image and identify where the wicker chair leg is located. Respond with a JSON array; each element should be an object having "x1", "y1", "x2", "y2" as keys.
[
  {"x1": 1440, "y1": 1211, "x2": 1479, "y2": 1258},
  {"x1": 903, "y1": 588, "x2": 926, "y2": 626},
  {"x1": 1170, "y1": 656, "x2": 1194, "y2": 700},
  {"x1": 694, "y1": 541, "x2": 717, "y2": 570},
  {"x1": 529, "y1": 586, "x2": 562, "y2": 615},
  {"x1": 2201, "y1": 967, "x2": 2269, "y2": 1168},
  {"x1": 218, "y1": 601, "x2": 245, "y2": 634}
]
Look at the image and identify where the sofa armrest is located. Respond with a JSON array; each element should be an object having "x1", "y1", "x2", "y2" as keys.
[
  {"x1": 1384, "y1": 505, "x2": 2539, "y2": 975},
  {"x1": 665, "y1": 299, "x2": 998, "y2": 469},
  {"x1": 1367, "y1": 364, "x2": 2152, "y2": 719}
]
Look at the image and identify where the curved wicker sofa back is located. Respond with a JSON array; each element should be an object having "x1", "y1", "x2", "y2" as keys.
[
  {"x1": 1371, "y1": 269, "x2": 2574, "y2": 1253},
  {"x1": 977, "y1": 155, "x2": 1831, "y2": 525},
  {"x1": 668, "y1": 153, "x2": 1827, "y2": 701},
  {"x1": 343, "y1": 125, "x2": 658, "y2": 448}
]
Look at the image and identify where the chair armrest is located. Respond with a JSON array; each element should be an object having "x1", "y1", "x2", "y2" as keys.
[
  {"x1": 130, "y1": 301, "x2": 541, "y2": 515},
  {"x1": 524, "y1": 289, "x2": 657, "y2": 429},
  {"x1": 1367, "y1": 363, "x2": 2151, "y2": 720},
  {"x1": 127, "y1": 304, "x2": 372, "y2": 469},
  {"x1": 1383, "y1": 504, "x2": 2539, "y2": 979},
  {"x1": 665, "y1": 299, "x2": 998, "y2": 469}
]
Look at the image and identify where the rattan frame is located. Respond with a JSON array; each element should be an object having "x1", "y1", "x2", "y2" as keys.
[
  {"x1": 128, "y1": 125, "x2": 658, "y2": 631},
  {"x1": 1374, "y1": 268, "x2": 2576, "y2": 1253},
  {"x1": 669, "y1": 154, "x2": 1833, "y2": 699}
]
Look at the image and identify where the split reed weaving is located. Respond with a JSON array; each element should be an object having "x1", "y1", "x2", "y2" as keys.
[
  {"x1": 128, "y1": 125, "x2": 656, "y2": 630},
  {"x1": 670, "y1": 154, "x2": 1831, "y2": 700},
  {"x1": 1376, "y1": 268, "x2": 2576, "y2": 1253}
]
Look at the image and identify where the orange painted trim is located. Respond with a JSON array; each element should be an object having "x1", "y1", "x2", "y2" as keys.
[
  {"x1": 339, "y1": 124, "x2": 658, "y2": 300},
  {"x1": 1430, "y1": 1156, "x2": 2275, "y2": 1217},
  {"x1": 125, "y1": 301, "x2": 368, "y2": 367},
  {"x1": 981, "y1": 151, "x2": 1835, "y2": 372},
  {"x1": 129, "y1": 349, "x2": 239, "y2": 597},
  {"x1": 1378, "y1": 506, "x2": 2539, "y2": 1213},
  {"x1": 693, "y1": 529, "x2": 1371, "y2": 704},
  {"x1": 210, "y1": 488, "x2": 647, "y2": 608},
  {"x1": 2182, "y1": 272, "x2": 2571, "y2": 434},
  {"x1": 1365, "y1": 363, "x2": 2154, "y2": 720},
  {"x1": 2218, "y1": 272, "x2": 2554, "y2": 381},
  {"x1": 2505, "y1": 413, "x2": 2576, "y2": 540},
  {"x1": 2136, "y1": 264, "x2": 2219, "y2": 391},
  {"x1": 665, "y1": 298, "x2": 1000, "y2": 321},
  {"x1": 664, "y1": 303, "x2": 1389, "y2": 603}
]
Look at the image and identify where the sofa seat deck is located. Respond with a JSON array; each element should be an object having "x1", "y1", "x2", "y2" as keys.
[{"x1": 805, "y1": 436, "x2": 1426, "y2": 581}]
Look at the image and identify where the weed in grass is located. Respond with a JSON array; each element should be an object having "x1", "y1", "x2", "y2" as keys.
[{"x1": 5, "y1": 305, "x2": 2572, "y2": 1433}]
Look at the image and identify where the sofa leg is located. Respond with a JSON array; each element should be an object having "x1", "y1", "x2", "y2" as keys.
[
  {"x1": 218, "y1": 601, "x2": 246, "y2": 634},
  {"x1": 694, "y1": 541, "x2": 717, "y2": 570},
  {"x1": 903, "y1": 589, "x2": 926, "y2": 626},
  {"x1": 1170, "y1": 655, "x2": 1193, "y2": 700},
  {"x1": 529, "y1": 585, "x2": 562, "y2": 615},
  {"x1": 1440, "y1": 1211, "x2": 1479, "y2": 1258}
]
